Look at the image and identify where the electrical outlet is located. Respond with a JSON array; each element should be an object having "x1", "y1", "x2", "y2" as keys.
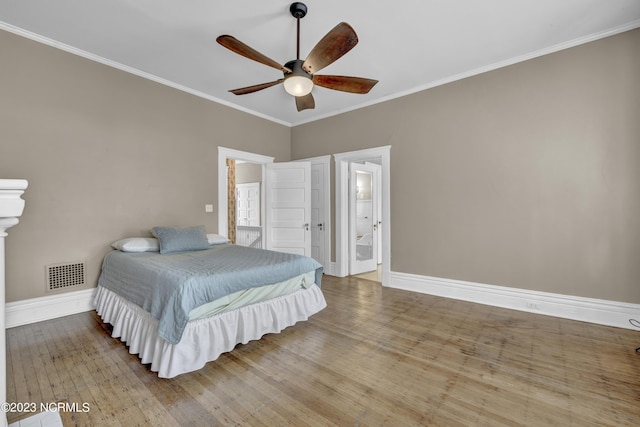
[{"x1": 205, "y1": 204, "x2": 213, "y2": 213}]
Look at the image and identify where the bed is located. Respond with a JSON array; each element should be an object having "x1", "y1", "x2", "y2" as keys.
[{"x1": 94, "y1": 226, "x2": 326, "y2": 378}]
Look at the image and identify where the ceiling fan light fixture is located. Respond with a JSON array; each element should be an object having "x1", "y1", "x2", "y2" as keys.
[
  {"x1": 283, "y1": 59, "x2": 313, "y2": 96},
  {"x1": 284, "y1": 75, "x2": 313, "y2": 96}
]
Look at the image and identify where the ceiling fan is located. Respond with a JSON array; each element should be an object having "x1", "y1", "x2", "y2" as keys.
[{"x1": 216, "y1": 2, "x2": 378, "y2": 112}]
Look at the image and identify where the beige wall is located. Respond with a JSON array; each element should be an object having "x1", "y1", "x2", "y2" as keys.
[
  {"x1": 0, "y1": 30, "x2": 290, "y2": 302},
  {"x1": 236, "y1": 162, "x2": 263, "y2": 184},
  {"x1": 291, "y1": 28, "x2": 640, "y2": 303}
]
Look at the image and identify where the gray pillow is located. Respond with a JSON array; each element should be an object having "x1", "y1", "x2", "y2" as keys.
[{"x1": 152, "y1": 225, "x2": 210, "y2": 254}]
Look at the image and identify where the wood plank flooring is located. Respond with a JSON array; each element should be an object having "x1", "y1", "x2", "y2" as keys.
[{"x1": 6, "y1": 275, "x2": 640, "y2": 426}]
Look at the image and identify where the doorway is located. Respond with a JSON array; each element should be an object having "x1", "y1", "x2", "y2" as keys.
[
  {"x1": 218, "y1": 147, "x2": 322, "y2": 259},
  {"x1": 217, "y1": 147, "x2": 274, "y2": 249},
  {"x1": 235, "y1": 164, "x2": 262, "y2": 248},
  {"x1": 334, "y1": 146, "x2": 391, "y2": 286},
  {"x1": 349, "y1": 161, "x2": 380, "y2": 276}
]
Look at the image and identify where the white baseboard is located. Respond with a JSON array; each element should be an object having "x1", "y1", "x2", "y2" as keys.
[
  {"x1": 324, "y1": 262, "x2": 339, "y2": 277},
  {"x1": 5, "y1": 288, "x2": 95, "y2": 328},
  {"x1": 388, "y1": 271, "x2": 640, "y2": 330}
]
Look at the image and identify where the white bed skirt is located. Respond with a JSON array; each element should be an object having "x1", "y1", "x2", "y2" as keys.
[{"x1": 94, "y1": 284, "x2": 327, "y2": 378}]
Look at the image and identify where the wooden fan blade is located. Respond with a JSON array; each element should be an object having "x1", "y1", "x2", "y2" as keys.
[
  {"x1": 229, "y1": 79, "x2": 284, "y2": 95},
  {"x1": 217, "y1": 35, "x2": 291, "y2": 73},
  {"x1": 302, "y1": 22, "x2": 358, "y2": 74},
  {"x1": 313, "y1": 75, "x2": 378, "y2": 94},
  {"x1": 295, "y1": 93, "x2": 315, "y2": 111}
]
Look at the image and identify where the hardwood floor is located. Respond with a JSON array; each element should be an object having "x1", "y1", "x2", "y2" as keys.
[{"x1": 6, "y1": 275, "x2": 640, "y2": 426}]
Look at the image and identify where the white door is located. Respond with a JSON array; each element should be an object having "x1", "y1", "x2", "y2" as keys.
[
  {"x1": 349, "y1": 162, "x2": 379, "y2": 275},
  {"x1": 236, "y1": 182, "x2": 260, "y2": 226},
  {"x1": 366, "y1": 162, "x2": 383, "y2": 264},
  {"x1": 265, "y1": 162, "x2": 311, "y2": 256},
  {"x1": 310, "y1": 162, "x2": 326, "y2": 266}
]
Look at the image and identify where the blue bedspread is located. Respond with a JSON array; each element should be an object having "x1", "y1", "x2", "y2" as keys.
[{"x1": 98, "y1": 244, "x2": 323, "y2": 344}]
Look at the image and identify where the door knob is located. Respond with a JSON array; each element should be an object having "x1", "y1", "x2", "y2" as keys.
[{"x1": 303, "y1": 223, "x2": 309, "y2": 231}]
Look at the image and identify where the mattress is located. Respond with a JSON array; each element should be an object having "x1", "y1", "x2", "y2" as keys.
[{"x1": 188, "y1": 270, "x2": 316, "y2": 319}]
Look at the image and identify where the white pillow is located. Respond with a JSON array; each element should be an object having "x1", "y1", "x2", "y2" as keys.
[
  {"x1": 111, "y1": 237, "x2": 159, "y2": 252},
  {"x1": 207, "y1": 233, "x2": 230, "y2": 245}
]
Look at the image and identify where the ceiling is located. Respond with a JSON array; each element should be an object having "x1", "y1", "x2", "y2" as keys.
[{"x1": 1, "y1": 1, "x2": 639, "y2": 127}]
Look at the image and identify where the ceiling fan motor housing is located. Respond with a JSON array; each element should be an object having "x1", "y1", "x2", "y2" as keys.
[
  {"x1": 284, "y1": 59, "x2": 312, "y2": 78},
  {"x1": 290, "y1": 2, "x2": 308, "y2": 19}
]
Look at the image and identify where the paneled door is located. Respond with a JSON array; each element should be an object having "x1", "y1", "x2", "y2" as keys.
[
  {"x1": 310, "y1": 162, "x2": 326, "y2": 266},
  {"x1": 366, "y1": 162, "x2": 383, "y2": 264},
  {"x1": 236, "y1": 182, "x2": 260, "y2": 226},
  {"x1": 265, "y1": 162, "x2": 311, "y2": 256}
]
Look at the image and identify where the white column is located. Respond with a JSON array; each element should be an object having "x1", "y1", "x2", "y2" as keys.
[{"x1": 0, "y1": 179, "x2": 28, "y2": 427}]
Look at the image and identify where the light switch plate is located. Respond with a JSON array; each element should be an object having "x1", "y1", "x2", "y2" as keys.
[{"x1": 205, "y1": 204, "x2": 213, "y2": 213}]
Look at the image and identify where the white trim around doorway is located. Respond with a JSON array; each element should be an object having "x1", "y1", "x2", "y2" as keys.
[{"x1": 333, "y1": 146, "x2": 391, "y2": 286}]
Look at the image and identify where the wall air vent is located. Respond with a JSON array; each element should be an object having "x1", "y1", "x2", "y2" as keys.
[{"x1": 45, "y1": 261, "x2": 86, "y2": 292}]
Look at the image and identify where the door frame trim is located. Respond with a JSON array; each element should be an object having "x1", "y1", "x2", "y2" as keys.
[
  {"x1": 334, "y1": 146, "x2": 391, "y2": 285},
  {"x1": 217, "y1": 147, "x2": 274, "y2": 243}
]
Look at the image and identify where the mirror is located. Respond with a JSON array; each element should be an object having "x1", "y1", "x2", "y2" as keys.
[{"x1": 355, "y1": 171, "x2": 374, "y2": 262}]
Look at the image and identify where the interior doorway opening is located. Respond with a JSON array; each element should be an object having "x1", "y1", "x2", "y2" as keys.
[
  {"x1": 218, "y1": 147, "x2": 322, "y2": 259},
  {"x1": 217, "y1": 147, "x2": 274, "y2": 249},
  {"x1": 349, "y1": 161, "x2": 381, "y2": 277},
  {"x1": 234, "y1": 162, "x2": 263, "y2": 248},
  {"x1": 334, "y1": 146, "x2": 391, "y2": 286}
]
